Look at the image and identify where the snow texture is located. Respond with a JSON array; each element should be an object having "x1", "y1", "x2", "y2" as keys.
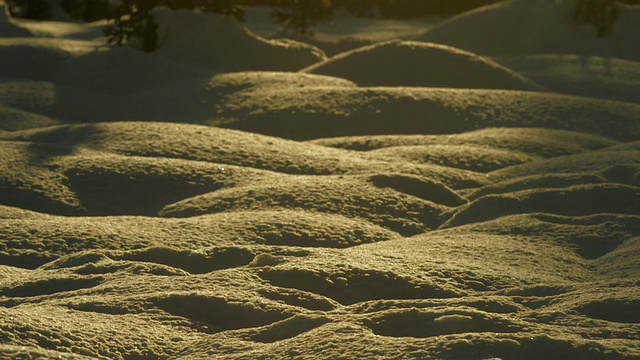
[{"x1": 0, "y1": 3, "x2": 639, "y2": 359}]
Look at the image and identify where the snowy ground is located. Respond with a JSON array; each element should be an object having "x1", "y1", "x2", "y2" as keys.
[{"x1": 0, "y1": 1, "x2": 639, "y2": 359}]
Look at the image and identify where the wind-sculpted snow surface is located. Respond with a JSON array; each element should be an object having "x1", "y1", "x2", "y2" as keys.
[
  {"x1": 2, "y1": 120, "x2": 639, "y2": 359},
  {"x1": 208, "y1": 78, "x2": 640, "y2": 141},
  {"x1": 1, "y1": 5, "x2": 639, "y2": 360},
  {"x1": 302, "y1": 40, "x2": 544, "y2": 90}
]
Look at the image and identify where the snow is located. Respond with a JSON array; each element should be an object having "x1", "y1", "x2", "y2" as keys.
[
  {"x1": 302, "y1": 40, "x2": 545, "y2": 90},
  {"x1": 419, "y1": 0, "x2": 640, "y2": 61},
  {"x1": 208, "y1": 84, "x2": 640, "y2": 141},
  {"x1": 151, "y1": 7, "x2": 326, "y2": 71},
  {"x1": 492, "y1": 54, "x2": 640, "y2": 103},
  {"x1": 0, "y1": 2, "x2": 32, "y2": 37},
  {"x1": 0, "y1": 2, "x2": 639, "y2": 359},
  {"x1": 243, "y1": 5, "x2": 442, "y2": 43}
]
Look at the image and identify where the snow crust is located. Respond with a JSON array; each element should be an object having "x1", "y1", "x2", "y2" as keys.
[{"x1": 0, "y1": 3, "x2": 639, "y2": 359}]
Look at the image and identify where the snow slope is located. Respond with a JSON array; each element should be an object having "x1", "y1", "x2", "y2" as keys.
[
  {"x1": 151, "y1": 7, "x2": 326, "y2": 71},
  {"x1": 419, "y1": 0, "x2": 640, "y2": 61},
  {"x1": 0, "y1": 4, "x2": 639, "y2": 360},
  {"x1": 493, "y1": 54, "x2": 640, "y2": 103},
  {"x1": 302, "y1": 40, "x2": 544, "y2": 90}
]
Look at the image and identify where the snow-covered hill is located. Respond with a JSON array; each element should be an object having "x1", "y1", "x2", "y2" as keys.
[{"x1": 0, "y1": 2, "x2": 639, "y2": 359}]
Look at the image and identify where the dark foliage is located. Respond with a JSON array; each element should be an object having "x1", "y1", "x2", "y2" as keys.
[
  {"x1": 58, "y1": 0, "x2": 111, "y2": 22},
  {"x1": 573, "y1": 0, "x2": 618, "y2": 36},
  {"x1": 337, "y1": 0, "x2": 499, "y2": 18},
  {"x1": 163, "y1": 0, "x2": 245, "y2": 20},
  {"x1": 7, "y1": 0, "x2": 639, "y2": 52},
  {"x1": 5, "y1": 0, "x2": 52, "y2": 19},
  {"x1": 103, "y1": 0, "x2": 245, "y2": 52},
  {"x1": 102, "y1": 0, "x2": 159, "y2": 52},
  {"x1": 270, "y1": 0, "x2": 333, "y2": 35}
]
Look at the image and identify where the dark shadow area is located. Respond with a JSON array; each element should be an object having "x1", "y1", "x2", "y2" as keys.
[
  {"x1": 258, "y1": 267, "x2": 459, "y2": 305},
  {"x1": 369, "y1": 173, "x2": 466, "y2": 207},
  {"x1": 62, "y1": 165, "x2": 225, "y2": 216},
  {"x1": 152, "y1": 294, "x2": 290, "y2": 333},
  {"x1": 0, "y1": 249, "x2": 57, "y2": 269},
  {"x1": 119, "y1": 246, "x2": 255, "y2": 274},
  {"x1": 0, "y1": 125, "x2": 102, "y2": 215},
  {"x1": 364, "y1": 308, "x2": 521, "y2": 338},
  {"x1": 22, "y1": 124, "x2": 103, "y2": 161},
  {"x1": 249, "y1": 315, "x2": 331, "y2": 343},
  {"x1": 577, "y1": 299, "x2": 640, "y2": 323},
  {"x1": 0, "y1": 276, "x2": 103, "y2": 298}
]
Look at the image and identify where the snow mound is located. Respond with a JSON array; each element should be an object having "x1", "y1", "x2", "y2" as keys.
[
  {"x1": 469, "y1": 161, "x2": 640, "y2": 201},
  {"x1": 213, "y1": 86, "x2": 640, "y2": 141},
  {"x1": 418, "y1": 0, "x2": 640, "y2": 61},
  {"x1": 466, "y1": 173, "x2": 609, "y2": 201},
  {"x1": 596, "y1": 236, "x2": 640, "y2": 278},
  {"x1": 2, "y1": 119, "x2": 639, "y2": 358},
  {"x1": 310, "y1": 128, "x2": 618, "y2": 158},
  {"x1": 0, "y1": 123, "x2": 487, "y2": 218},
  {"x1": 208, "y1": 71, "x2": 357, "y2": 92},
  {"x1": 303, "y1": 40, "x2": 544, "y2": 90},
  {"x1": 444, "y1": 184, "x2": 640, "y2": 228},
  {"x1": 151, "y1": 7, "x2": 326, "y2": 71},
  {"x1": 0, "y1": 122, "x2": 486, "y2": 188},
  {"x1": 1, "y1": 6, "x2": 640, "y2": 359},
  {"x1": 365, "y1": 144, "x2": 539, "y2": 172},
  {"x1": 10, "y1": 18, "x2": 106, "y2": 40},
  {"x1": 115, "y1": 71, "x2": 356, "y2": 122},
  {"x1": 493, "y1": 54, "x2": 640, "y2": 104},
  {"x1": 0, "y1": 210, "x2": 400, "y2": 268},
  {"x1": 0, "y1": 80, "x2": 117, "y2": 128},
  {"x1": 490, "y1": 148, "x2": 640, "y2": 182},
  {"x1": 0, "y1": 11, "x2": 328, "y2": 95},
  {"x1": 0, "y1": 205, "x2": 53, "y2": 219},
  {"x1": 0, "y1": 103, "x2": 59, "y2": 131},
  {"x1": 159, "y1": 174, "x2": 455, "y2": 235}
]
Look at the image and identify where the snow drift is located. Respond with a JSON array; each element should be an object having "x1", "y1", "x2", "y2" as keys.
[
  {"x1": 303, "y1": 40, "x2": 544, "y2": 90},
  {"x1": 419, "y1": 0, "x2": 640, "y2": 61},
  {"x1": 0, "y1": 3, "x2": 639, "y2": 360},
  {"x1": 150, "y1": 7, "x2": 326, "y2": 71},
  {"x1": 493, "y1": 54, "x2": 640, "y2": 103}
]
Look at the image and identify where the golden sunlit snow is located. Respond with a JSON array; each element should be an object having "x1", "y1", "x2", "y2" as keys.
[{"x1": 0, "y1": 1, "x2": 639, "y2": 359}]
